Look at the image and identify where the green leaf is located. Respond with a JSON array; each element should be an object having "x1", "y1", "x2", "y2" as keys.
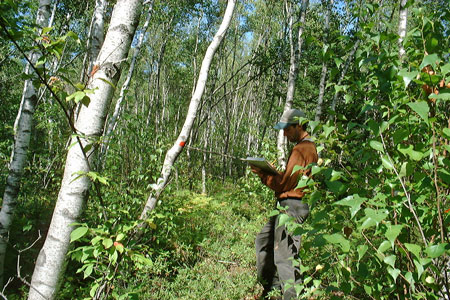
[
  {"x1": 369, "y1": 140, "x2": 384, "y2": 152},
  {"x1": 84, "y1": 264, "x2": 93, "y2": 279},
  {"x1": 419, "y1": 53, "x2": 440, "y2": 70},
  {"x1": 91, "y1": 236, "x2": 102, "y2": 245},
  {"x1": 388, "y1": 267, "x2": 400, "y2": 282},
  {"x1": 425, "y1": 243, "x2": 447, "y2": 258},
  {"x1": 334, "y1": 194, "x2": 366, "y2": 218},
  {"x1": 385, "y1": 224, "x2": 403, "y2": 249},
  {"x1": 90, "y1": 282, "x2": 99, "y2": 298},
  {"x1": 397, "y1": 144, "x2": 424, "y2": 161},
  {"x1": 277, "y1": 213, "x2": 293, "y2": 228},
  {"x1": 398, "y1": 69, "x2": 418, "y2": 88},
  {"x1": 381, "y1": 155, "x2": 394, "y2": 170},
  {"x1": 441, "y1": 62, "x2": 450, "y2": 75},
  {"x1": 407, "y1": 101, "x2": 429, "y2": 123},
  {"x1": 66, "y1": 91, "x2": 86, "y2": 103},
  {"x1": 307, "y1": 191, "x2": 321, "y2": 208},
  {"x1": 269, "y1": 209, "x2": 280, "y2": 217},
  {"x1": 413, "y1": 259, "x2": 424, "y2": 278},
  {"x1": 110, "y1": 250, "x2": 118, "y2": 264},
  {"x1": 311, "y1": 165, "x2": 322, "y2": 175},
  {"x1": 405, "y1": 271, "x2": 415, "y2": 289},
  {"x1": 98, "y1": 77, "x2": 116, "y2": 89},
  {"x1": 443, "y1": 128, "x2": 450, "y2": 139},
  {"x1": 357, "y1": 244, "x2": 368, "y2": 262},
  {"x1": 360, "y1": 208, "x2": 388, "y2": 230},
  {"x1": 399, "y1": 162, "x2": 408, "y2": 177},
  {"x1": 384, "y1": 255, "x2": 396, "y2": 268},
  {"x1": 330, "y1": 170, "x2": 344, "y2": 181},
  {"x1": 116, "y1": 233, "x2": 125, "y2": 242},
  {"x1": 103, "y1": 238, "x2": 113, "y2": 249},
  {"x1": 334, "y1": 85, "x2": 346, "y2": 94},
  {"x1": 405, "y1": 243, "x2": 422, "y2": 259},
  {"x1": 378, "y1": 240, "x2": 391, "y2": 253},
  {"x1": 322, "y1": 125, "x2": 335, "y2": 138},
  {"x1": 325, "y1": 180, "x2": 345, "y2": 194},
  {"x1": 115, "y1": 243, "x2": 124, "y2": 254},
  {"x1": 323, "y1": 233, "x2": 350, "y2": 252},
  {"x1": 431, "y1": 92, "x2": 450, "y2": 101},
  {"x1": 70, "y1": 226, "x2": 88, "y2": 242}
]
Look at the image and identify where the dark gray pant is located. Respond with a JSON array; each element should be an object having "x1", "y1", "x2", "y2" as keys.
[{"x1": 255, "y1": 199, "x2": 309, "y2": 300}]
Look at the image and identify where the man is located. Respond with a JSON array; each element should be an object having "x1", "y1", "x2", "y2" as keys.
[{"x1": 251, "y1": 108, "x2": 318, "y2": 300}]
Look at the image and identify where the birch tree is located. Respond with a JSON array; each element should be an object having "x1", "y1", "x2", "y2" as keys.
[
  {"x1": 277, "y1": 0, "x2": 308, "y2": 168},
  {"x1": 397, "y1": 0, "x2": 408, "y2": 60},
  {"x1": 80, "y1": 0, "x2": 107, "y2": 82},
  {"x1": 28, "y1": 1, "x2": 142, "y2": 299},
  {"x1": 0, "y1": 0, "x2": 52, "y2": 287},
  {"x1": 100, "y1": 2, "x2": 154, "y2": 166},
  {"x1": 315, "y1": 0, "x2": 332, "y2": 122},
  {"x1": 140, "y1": 0, "x2": 237, "y2": 220}
]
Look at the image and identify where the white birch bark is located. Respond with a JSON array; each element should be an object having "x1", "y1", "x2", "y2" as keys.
[
  {"x1": 315, "y1": 0, "x2": 332, "y2": 122},
  {"x1": 0, "y1": 0, "x2": 52, "y2": 287},
  {"x1": 397, "y1": 0, "x2": 408, "y2": 60},
  {"x1": 100, "y1": 2, "x2": 154, "y2": 165},
  {"x1": 80, "y1": 0, "x2": 107, "y2": 82},
  {"x1": 140, "y1": 0, "x2": 236, "y2": 220},
  {"x1": 28, "y1": 1, "x2": 142, "y2": 299},
  {"x1": 277, "y1": 0, "x2": 308, "y2": 169}
]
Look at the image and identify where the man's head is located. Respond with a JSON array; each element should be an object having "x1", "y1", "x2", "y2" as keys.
[
  {"x1": 274, "y1": 109, "x2": 308, "y2": 143},
  {"x1": 274, "y1": 108, "x2": 306, "y2": 130}
]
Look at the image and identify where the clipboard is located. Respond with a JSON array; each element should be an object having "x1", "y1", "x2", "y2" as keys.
[{"x1": 244, "y1": 157, "x2": 279, "y2": 175}]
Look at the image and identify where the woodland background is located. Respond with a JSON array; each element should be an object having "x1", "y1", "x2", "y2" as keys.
[{"x1": 0, "y1": 0, "x2": 449, "y2": 299}]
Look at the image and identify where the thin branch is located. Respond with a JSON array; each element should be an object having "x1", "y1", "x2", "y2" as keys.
[
  {"x1": 379, "y1": 132, "x2": 427, "y2": 246},
  {"x1": 15, "y1": 231, "x2": 48, "y2": 300},
  {"x1": 0, "y1": 21, "x2": 107, "y2": 213}
]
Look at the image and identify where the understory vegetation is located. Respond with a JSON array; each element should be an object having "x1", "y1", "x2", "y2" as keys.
[{"x1": 0, "y1": 0, "x2": 449, "y2": 299}]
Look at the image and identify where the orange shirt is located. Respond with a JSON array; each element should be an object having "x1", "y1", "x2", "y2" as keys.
[{"x1": 261, "y1": 139, "x2": 318, "y2": 199}]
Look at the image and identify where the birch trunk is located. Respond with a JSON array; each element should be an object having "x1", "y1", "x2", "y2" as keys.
[
  {"x1": 140, "y1": 0, "x2": 236, "y2": 220},
  {"x1": 0, "y1": 0, "x2": 52, "y2": 287},
  {"x1": 28, "y1": 1, "x2": 142, "y2": 299},
  {"x1": 277, "y1": 0, "x2": 308, "y2": 169},
  {"x1": 315, "y1": 0, "x2": 331, "y2": 122},
  {"x1": 100, "y1": 2, "x2": 154, "y2": 166},
  {"x1": 397, "y1": 0, "x2": 408, "y2": 60},
  {"x1": 80, "y1": 0, "x2": 107, "y2": 82}
]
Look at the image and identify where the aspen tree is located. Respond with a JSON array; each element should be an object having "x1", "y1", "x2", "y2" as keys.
[
  {"x1": 0, "y1": 0, "x2": 52, "y2": 287},
  {"x1": 140, "y1": 0, "x2": 237, "y2": 220},
  {"x1": 398, "y1": 0, "x2": 408, "y2": 60},
  {"x1": 315, "y1": 0, "x2": 332, "y2": 122},
  {"x1": 80, "y1": 0, "x2": 107, "y2": 82},
  {"x1": 100, "y1": 2, "x2": 154, "y2": 166},
  {"x1": 28, "y1": 1, "x2": 142, "y2": 299},
  {"x1": 277, "y1": 0, "x2": 308, "y2": 169}
]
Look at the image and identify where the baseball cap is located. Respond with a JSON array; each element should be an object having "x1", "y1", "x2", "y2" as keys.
[{"x1": 273, "y1": 108, "x2": 306, "y2": 130}]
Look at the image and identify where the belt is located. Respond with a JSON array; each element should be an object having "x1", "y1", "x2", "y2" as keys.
[{"x1": 278, "y1": 197, "x2": 303, "y2": 201}]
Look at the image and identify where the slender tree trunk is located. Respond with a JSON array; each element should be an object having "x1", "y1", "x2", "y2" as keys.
[
  {"x1": 139, "y1": 0, "x2": 237, "y2": 220},
  {"x1": 80, "y1": 0, "x2": 107, "y2": 82},
  {"x1": 397, "y1": 0, "x2": 408, "y2": 60},
  {"x1": 0, "y1": 0, "x2": 52, "y2": 287},
  {"x1": 28, "y1": 1, "x2": 142, "y2": 299},
  {"x1": 330, "y1": 39, "x2": 360, "y2": 112},
  {"x1": 277, "y1": 0, "x2": 309, "y2": 168},
  {"x1": 100, "y1": 2, "x2": 154, "y2": 166},
  {"x1": 315, "y1": 0, "x2": 332, "y2": 122}
]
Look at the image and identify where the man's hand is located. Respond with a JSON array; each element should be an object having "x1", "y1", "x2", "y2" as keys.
[{"x1": 250, "y1": 166, "x2": 265, "y2": 179}]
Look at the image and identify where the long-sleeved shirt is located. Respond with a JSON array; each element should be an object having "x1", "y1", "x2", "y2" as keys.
[{"x1": 261, "y1": 139, "x2": 318, "y2": 199}]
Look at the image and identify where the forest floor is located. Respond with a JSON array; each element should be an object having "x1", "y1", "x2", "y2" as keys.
[{"x1": 138, "y1": 185, "x2": 269, "y2": 300}]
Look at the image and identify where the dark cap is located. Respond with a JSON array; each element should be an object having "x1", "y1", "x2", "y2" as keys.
[{"x1": 273, "y1": 108, "x2": 306, "y2": 130}]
